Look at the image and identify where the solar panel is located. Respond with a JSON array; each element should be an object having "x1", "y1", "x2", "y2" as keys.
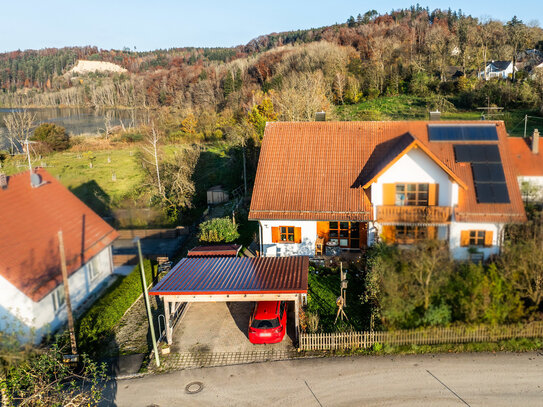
[
  {"x1": 471, "y1": 163, "x2": 506, "y2": 183},
  {"x1": 429, "y1": 125, "x2": 498, "y2": 141},
  {"x1": 474, "y1": 183, "x2": 510, "y2": 204},
  {"x1": 454, "y1": 145, "x2": 501, "y2": 163}
]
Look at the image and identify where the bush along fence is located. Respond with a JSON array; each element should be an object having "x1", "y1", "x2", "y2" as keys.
[{"x1": 299, "y1": 321, "x2": 543, "y2": 351}]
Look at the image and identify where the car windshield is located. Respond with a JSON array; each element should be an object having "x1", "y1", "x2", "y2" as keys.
[{"x1": 251, "y1": 318, "x2": 280, "y2": 329}]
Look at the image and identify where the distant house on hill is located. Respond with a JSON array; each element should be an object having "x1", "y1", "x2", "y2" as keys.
[
  {"x1": 478, "y1": 61, "x2": 517, "y2": 80},
  {"x1": 0, "y1": 168, "x2": 118, "y2": 342},
  {"x1": 507, "y1": 130, "x2": 543, "y2": 202}
]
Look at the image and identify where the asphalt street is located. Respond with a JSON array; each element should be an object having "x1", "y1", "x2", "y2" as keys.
[{"x1": 104, "y1": 351, "x2": 543, "y2": 406}]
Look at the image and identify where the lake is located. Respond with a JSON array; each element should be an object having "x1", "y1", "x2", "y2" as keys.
[{"x1": 0, "y1": 107, "x2": 141, "y2": 150}]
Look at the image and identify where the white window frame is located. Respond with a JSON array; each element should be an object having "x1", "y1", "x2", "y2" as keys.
[
  {"x1": 52, "y1": 284, "x2": 65, "y2": 312},
  {"x1": 87, "y1": 257, "x2": 101, "y2": 282}
]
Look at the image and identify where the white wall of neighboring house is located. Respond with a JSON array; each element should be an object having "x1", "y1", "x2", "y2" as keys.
[
  {"x1": 0, "y1": 245, "x2": 114, "y2": 342},
  {"x1": 518, "y1": 176, "x2": 543, "y2": 202},
  {"x1": 260, "y1": 220, "x2": 317, "y2": 257},
  {"x1": 449, "y1": 222, "x2": 502, "y2": 260}
]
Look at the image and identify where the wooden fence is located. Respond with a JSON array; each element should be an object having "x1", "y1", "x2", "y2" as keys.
[{"x1": 299, "y1": 322, "x2": 543, "y2": 351}]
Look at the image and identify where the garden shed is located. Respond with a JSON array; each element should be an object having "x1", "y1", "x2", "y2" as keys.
[{"x1": 206, "y1": 185, "x2": 229, "y2": 205}]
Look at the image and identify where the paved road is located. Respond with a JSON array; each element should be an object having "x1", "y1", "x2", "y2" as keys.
[{"x1": 104, "y1": 352, "x2": 543, "y2": 406}]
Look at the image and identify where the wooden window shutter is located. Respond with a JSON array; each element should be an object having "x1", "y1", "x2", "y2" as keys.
[
  {"x1": 484, "y1": 231, "x2": 493, "y2": 247},
  {"x1": 294, "y1": 227, "x2": 302, "y2": 243},
  {"x1": 382, "y1": 226, "x2": 395, "y2": 243},
  {"x1": 460, "y1": 230, "x2": 470, "y2": 247},
  {"x1": 316, "y1": 222, "x2": 329, "y2": 239},
  {"x1": 271, "y1": 227, "x2": 279, "y2": 243},
  {"x1": 429, "y1": 184, "x2": 439, "y2": 206},
  {"x1": 383, "y1": 184, "x2": 396, "y2": 206},
  {"x1": 428, "y1": 226, "x2": 436, "y2": 239}
]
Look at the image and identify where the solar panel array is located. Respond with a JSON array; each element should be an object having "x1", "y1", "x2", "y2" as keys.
[
  {"x1": 428, "y1": 125, "x2": 499, "y2": 141},
  {"x1": 453, "y1": 144, "x2": 510, "y2": 204}
]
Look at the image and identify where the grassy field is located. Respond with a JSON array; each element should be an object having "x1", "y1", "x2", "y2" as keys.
[
  {"x1": 2, "y1": 147, "x2": 146, "y2": 216},
  {"x1": 336, "y1": 95, "x2": 543, "y2": 137}
]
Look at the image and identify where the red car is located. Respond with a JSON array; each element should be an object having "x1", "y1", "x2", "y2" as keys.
[{"x1": 248, "y1": 301, "x2": 287, "y2": 344}]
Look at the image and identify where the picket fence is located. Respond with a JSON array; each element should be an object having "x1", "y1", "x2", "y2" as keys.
[{"x1": 299, "y1": 321, "x2": 543, "y2": 351}]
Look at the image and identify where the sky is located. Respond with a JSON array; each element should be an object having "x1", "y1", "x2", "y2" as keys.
[{"x1": 1, "y1": 1, "x2": 541, "y2": 53}]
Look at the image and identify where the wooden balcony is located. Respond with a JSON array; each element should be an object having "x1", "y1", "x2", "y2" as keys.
[{"x1": 376, "y1": 206, "x2": 452, "y2": 224}]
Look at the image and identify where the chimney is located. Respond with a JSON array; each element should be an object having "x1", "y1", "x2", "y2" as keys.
[
  {"x1": 533, "y1": 129, "x2": 540, "y2": 154},
  {"x1": 0, "y1": 173, "x2": 7, "y2": 190},
  {"x1": 315, "y1": 112, "x2": 326, "y2": 122},
  {"x1": 429, "y1": 110, "x2": 441, "y2": 121}
]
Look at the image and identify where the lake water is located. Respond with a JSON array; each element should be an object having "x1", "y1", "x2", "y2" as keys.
[{"x1": 0, "y1": 107, "x2": 141, "y2": 150}]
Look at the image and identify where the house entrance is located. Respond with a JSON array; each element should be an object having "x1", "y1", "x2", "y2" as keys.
[{"x1": 317, "y1": 222, "x2": 368, "y2": 249}]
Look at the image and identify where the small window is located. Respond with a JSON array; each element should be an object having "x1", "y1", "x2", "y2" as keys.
[
  {"x1": 279, "y1": 226, "x2": 295, "y2": 243},
  {"x1": 52, "y1": 284, "x2": 65, "y2": 312},
  {"x1": 469, "y1": 230, "x2": 486, "y2": 247},
  {"x1": 87, "y1": 258, "x2": 101, "y2": 282}
]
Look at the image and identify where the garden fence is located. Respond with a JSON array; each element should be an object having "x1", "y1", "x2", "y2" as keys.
[{"x1": 299, "y1": 321, "x2": 543, "y2": 351}]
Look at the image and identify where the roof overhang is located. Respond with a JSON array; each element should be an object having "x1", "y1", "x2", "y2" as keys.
[{"x1": 362, "y1": 139, "x2": 468, "y2": 190}]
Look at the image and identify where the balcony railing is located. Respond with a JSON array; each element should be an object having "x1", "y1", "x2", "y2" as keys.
[{"x1": 377, "y1": 206, "x2": 452, "y2": 224}]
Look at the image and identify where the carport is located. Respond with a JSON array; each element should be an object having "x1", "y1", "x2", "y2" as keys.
[{"x1": 149, "y1": 256, "x2": 309, "y2": 345}]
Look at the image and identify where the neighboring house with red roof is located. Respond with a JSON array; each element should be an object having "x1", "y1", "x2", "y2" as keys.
[
  {"x1": 507, "y1": 131, "x2": 543, "y2": 202},
  {"x1": 249, "y1": 121, "x2": 526, "y2": 261},
  {"x1": 0, "y1": 168, "x2": 118, "y2": 342}
]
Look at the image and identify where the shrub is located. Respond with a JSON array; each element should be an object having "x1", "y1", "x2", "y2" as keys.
[
  {"x1": 77, "y1": 260, "x2": 154, "y2": 355},
  {"x1": 446, "y1": 262, "x2": 524, "y2": 325},
  {"x1": 198, "y1": 217, "x2": 239, "y2": 243},
  {"x1": 31, "y1": 123, "x2": 70, "y2": 151}
]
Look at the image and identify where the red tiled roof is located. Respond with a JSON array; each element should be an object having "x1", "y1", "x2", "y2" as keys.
[
  {"x1": 507, "y1": 137, "x2": 543, "y2": 176},
  {"x1": 249, "y1": 121, "x2": 526, "y2": 224},
  {"x1": 187, "y1": 244, "x2": 241, "y2": 257},
  {"x1": 0, "y1": 168, "x2": 118, "y2": 302},
  {"x1": 149, "y1": 256, "x2": 308, "y2": 296}
]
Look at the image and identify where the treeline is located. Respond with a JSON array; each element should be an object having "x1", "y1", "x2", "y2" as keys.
[{"x1": 2, "y1": 7, "x2": 543, "y2": 118}]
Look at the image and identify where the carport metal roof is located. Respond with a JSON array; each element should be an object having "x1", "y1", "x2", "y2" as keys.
[{"x1": 149, "y1": 256, "x2": 308, "y2": 298}]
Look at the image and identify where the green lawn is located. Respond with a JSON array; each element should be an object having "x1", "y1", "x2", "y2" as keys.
[
  {"x1": 2, "y1": 148, "x2": 145, "y2": 216},
  {"x1": 306, "y1": 266, "x2": 369, "y2": 333}
]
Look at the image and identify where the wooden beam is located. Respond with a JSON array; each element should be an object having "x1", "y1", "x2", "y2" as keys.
[{"x1": 157, "y1": 293, "x2": 302, "y2": 303}]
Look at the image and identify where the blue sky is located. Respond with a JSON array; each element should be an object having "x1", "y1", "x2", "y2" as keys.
[{"x1": 1, "y1": 1, "x2": 540, "y2": 52}]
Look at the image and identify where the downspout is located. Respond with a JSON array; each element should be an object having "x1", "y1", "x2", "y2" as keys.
[{"x1": 259, "y1": 221, "x2": 264, "y2": 257}]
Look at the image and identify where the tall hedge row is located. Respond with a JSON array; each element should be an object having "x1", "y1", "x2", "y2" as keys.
[{"x1": 77, "y1": 259, "x2": 154, "y2": 354}]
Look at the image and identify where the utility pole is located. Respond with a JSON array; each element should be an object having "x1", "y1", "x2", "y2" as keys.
[
  {"x1": 524, "y1": 114, "x2": 528, "y2": 138},
  {"x1": 57, "y1": 231, "x2": 78, "y2": 356},
  {"x1": 135, "y1": 237, "x2": 160, "y2": 367},
  {"x1": 242, "y1": 145, "x2": 247, "y2": 198}
]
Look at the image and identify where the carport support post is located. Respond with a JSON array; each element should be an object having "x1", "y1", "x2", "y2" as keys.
[{"x1": 164, "y1": 298, "x2": 172, "y2": 345}]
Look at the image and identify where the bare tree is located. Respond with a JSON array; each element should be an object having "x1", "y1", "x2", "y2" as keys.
[
  {"x1": 2, "y1": 109, "x2": 36, "y2": 154},
  {"x1": 141, "y1": 119, "x2": 163, "y2": 197}
]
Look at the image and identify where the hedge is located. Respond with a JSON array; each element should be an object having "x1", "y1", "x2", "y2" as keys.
[{"x1": 77, "y1": 259, "x2": 154, "y2": 355}]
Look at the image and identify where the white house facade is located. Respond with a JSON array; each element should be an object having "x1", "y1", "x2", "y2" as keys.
[
  {"x1": 478, "y1": 61, "x2": 517, "y2": 80},
  {"x1": 0, "y1": 169, "x2": 118, "y2": 342},
  {"x1": 250, "y1": 121, "x2": 526, "y2": 262},
  {"x1": 0, "y1": 247, "x2": 114, "y2": 342}
]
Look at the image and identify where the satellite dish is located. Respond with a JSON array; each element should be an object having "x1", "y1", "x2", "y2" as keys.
[{"x1": 30, "y1": 172, "x2": 42, "y2": 187}]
